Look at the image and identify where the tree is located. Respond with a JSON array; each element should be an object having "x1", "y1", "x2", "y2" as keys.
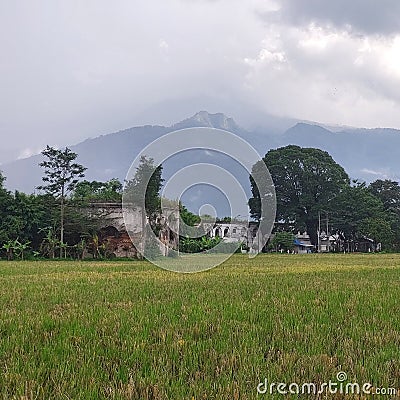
[
  {"x1": 8, "y1": 192, "x2": 54, "y2": 250},
  {"x1": 38, "y1": 146, "x2": 87, "y2": 257},
  {"x1": 250, "y1": 145, "x2": 350, "y2": 246},
  {"x1": 179, "y1": 235, "x2": 221, "y2": 253},
  {"x1": 0, "y1": 172, "x2": 57, "y2": 257},
  {"x1": 217, "y1": 217, "x2": 232, "y2": 223},
  {"x1": 329, "y1": 182, "x2": 388, "y2": 251},
  {"x1": 369, "y1": 179, "x2": 400, "y2": 213},
  {"x1": 124, "y1": 156, "x2": 164, "y2": 258},
  {"x1": 270, "y1": 232, "x2": 295, "y2": 252},
  {"x1": 125, "y1": 156, "x2": 163, "y2": 223},
  {"x1": 368, "y1": 179, "x2": 400, "y2": 250},
  {"x1": 179, "y1": 203, "x2": 201, "y2": 227},
  {"x1": 73, "y1": 179, "x2": 123, "y2": 203},
  {"x1": 178, "y1": 203, "x2": 206, "y2": 239},
  {"x1": 0, "y1": 172, "x2": 14, "y2": 244},
  {"x1": 359, "y1": 217, "x2": 394, "y2": 250}
]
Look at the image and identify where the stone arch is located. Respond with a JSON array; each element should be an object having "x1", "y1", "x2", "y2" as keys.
[{"x1": 99, "y1": 225, "x2": 120, "y2": 238}]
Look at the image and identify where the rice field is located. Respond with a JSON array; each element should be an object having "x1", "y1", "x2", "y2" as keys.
[{"x1": 0, "y1": 254, "x2": 399, "y2": 399}]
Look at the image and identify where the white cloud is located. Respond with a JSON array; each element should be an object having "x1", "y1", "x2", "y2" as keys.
[
  {"x1": 360, "y1": 168, "x2": 390, "y2": 179},
  {"x1": 298, "y1": 23, "x2": 342, "y2": 51},
  {"x1": 17, "y1": 147, "x2": 42, "y2": 160},
  {"x1": 159, "y1": 39, "x2": 169, "y2": 52}
]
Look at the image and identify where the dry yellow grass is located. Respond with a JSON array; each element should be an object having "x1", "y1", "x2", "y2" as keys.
[{"x1": 0, "y1": 254, "x2": 399, "y2": 399}]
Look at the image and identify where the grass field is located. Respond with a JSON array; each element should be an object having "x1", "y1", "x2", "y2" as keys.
[{"x1": 0, "y1": 254, "x2": 400, "y2": 399}]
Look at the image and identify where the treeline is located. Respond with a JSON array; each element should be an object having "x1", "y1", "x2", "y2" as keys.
[
  {"x1": 0, "y1": 147, "x2": 196, "y2": 260},
  {"x1": 0, "y1": 177, "x2": 124, "y2": 260},
  {"x1": 2, "y1": 143, "x2": 400, "y2": 258},
  {"x1": 0, "y1": 146, "x2": 124, "y2": 260},
  {"x1": 250, "y1": 145, "x2": 400, "y2": 252}
]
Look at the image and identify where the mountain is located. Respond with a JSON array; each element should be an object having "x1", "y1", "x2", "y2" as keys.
[
  {"x1": 275, "y1": 123, "x2": 400, "y2": 182},
  {"x1": 1, "y1": 111, "x2": 400, "y2": 214},
  {"x1": 171, "y1": 110, "x2": 243, "y2": 133},
  {"x1": 1, "y1": 111, "x2": 250, "y2": 195},
  {"x1": 129, "y1": 95, "x2": 297, "y2": 134}
]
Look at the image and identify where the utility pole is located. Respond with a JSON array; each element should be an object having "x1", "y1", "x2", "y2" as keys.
[
  {"x1": 318, "y1": 211, "x2": 321, "y2": 253},
  {"x1": 326, "y1": 212, "x2": 329, "y2": 236},
  {"x1": 326, "y1": 212, "x2": 329, "y2": 252}
]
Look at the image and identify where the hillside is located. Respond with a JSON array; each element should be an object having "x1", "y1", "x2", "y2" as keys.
[{"x1": 1, "y1": 112, "x2": 399, "y2": 212}]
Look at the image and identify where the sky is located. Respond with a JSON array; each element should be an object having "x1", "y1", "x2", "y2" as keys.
[{"x1": 1, "y1": 0, "x2": 400, "y2": 164}]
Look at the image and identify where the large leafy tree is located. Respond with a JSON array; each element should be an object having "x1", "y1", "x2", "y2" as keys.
[
  {"x1": 38, "y1": 146, "x2": 87, "y2": 256},
  {"x1": 8, "y1": 192, "x2": 55, "y2": 249},
  {"x1": 329, "y1": 182, "x2": 390, "y2": 250},
  {"x1": 250, "y1": 145, "x2": 350, "y2": 246},
  {"x1": 1, "y1": 173, "x2": 55, "y2": 256},
  {"x1": 368, "y1": 179, "x2": 400, "y2": 250},
  {"x1": 359, "y1": 217, "x2": 394, "y2": 250},
  {"x1": 369, "y1": 179, "x2": 400, "y2": 212}
]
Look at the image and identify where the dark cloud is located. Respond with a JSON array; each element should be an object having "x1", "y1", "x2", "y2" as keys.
[
  {"x1": 1, "y1": 0, "x2": 400, "y2": 164},
  {"x1": 277, "y1": 0, "x2": 400, "y2": 35}
]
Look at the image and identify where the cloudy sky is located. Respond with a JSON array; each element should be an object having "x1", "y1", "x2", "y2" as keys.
[{"x1": 1, "y1": 0, "x2": 400, "y2": 164}]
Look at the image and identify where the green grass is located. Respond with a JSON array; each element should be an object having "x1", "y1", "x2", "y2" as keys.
[{"x1": 0, "y1": 254, "x2": 400, "y2": 399}]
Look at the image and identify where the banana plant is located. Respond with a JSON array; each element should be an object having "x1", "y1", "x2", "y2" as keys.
[
  {"x1": 59, "y1": 241, "x2": 68, "y2": 259},
  {"x1": 13, "y1": 239, "x2": 31, "y2": 260},
  {"x1": 89, "y1": 234, "x2": 101, "y2": 259},
  {"x1": 75, "y1": 239, "x2": 86, "y2": 260},
  {"x1": 39, "y1": 227, "x2": 59, "y2": 259},
  {"x1": 2, "y1": 240, "x2": 15, "y2": 261}
]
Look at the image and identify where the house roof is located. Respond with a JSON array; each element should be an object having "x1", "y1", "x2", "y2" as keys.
[{"x1": 293, "y1": 238, "x2": 314, "y2": 247}]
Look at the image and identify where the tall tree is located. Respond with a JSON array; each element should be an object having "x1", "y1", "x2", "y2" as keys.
[
  {"x1": 124, "y1": 156, "x2": 163, "y2": 257},
  {"x1": 250, "y1": 145, "x2": 350, "y2": 246},
  {"x1": 125, "y1": 156, "x2": 163, "y2": 224},
  {"x1": 38, "y1": 146, "x2": 87, "y2": 256}
]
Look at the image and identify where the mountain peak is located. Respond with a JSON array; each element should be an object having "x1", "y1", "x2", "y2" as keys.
[
  {"x1": 286, "y1": 122, "x2": 334, "y2": 136},
  {"x1": 171, "y1": 111, "x2": 243, "y2": 133}
]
